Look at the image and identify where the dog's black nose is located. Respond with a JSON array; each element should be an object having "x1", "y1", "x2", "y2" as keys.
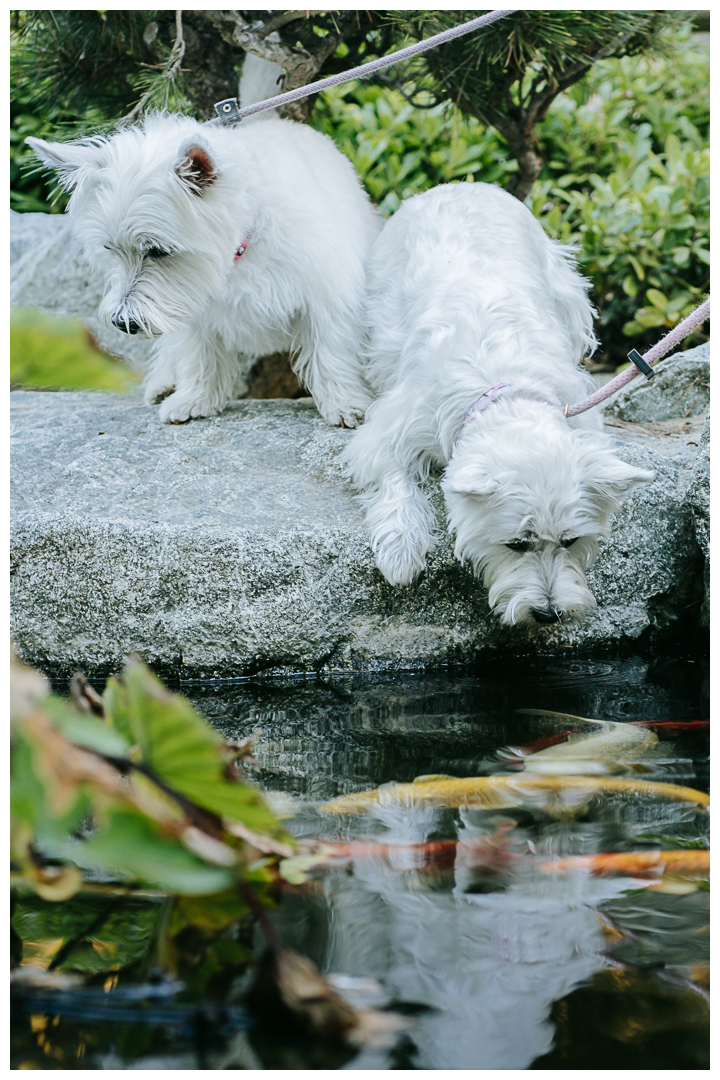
[
  {"x1": 112, "y1": 313, "x2": 141, "y2": 335},
  {"x1": 531, "y1": 607, "x2": 563, "y2": 624}
]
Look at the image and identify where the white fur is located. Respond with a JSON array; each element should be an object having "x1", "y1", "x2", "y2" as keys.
[
  {"x1": 345, "y1": 183, "x2": 653, "y2": 625},
  {"x1": 27, "y1": 112, "x2": 380, "y2": 426}
]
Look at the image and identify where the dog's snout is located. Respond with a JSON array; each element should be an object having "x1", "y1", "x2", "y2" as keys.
[
  {"x1": 112, "y1": 313, "x2": 141, "y2": 335},
  {"x1": 531, "y1": 606, "x2": 563, "y2": 625}
]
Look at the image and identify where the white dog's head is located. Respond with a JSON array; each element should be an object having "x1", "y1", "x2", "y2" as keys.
[
  {"x1": 27, "y1": 116, "x2": 246, "y2": 337},
  {"x1": 442, "y1": 410, "x2": 653, "y2": 626}
]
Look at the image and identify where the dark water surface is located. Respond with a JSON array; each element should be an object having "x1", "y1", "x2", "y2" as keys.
[{"x1": 13, "y1": 654, "x2": 709, "y2": 1069}]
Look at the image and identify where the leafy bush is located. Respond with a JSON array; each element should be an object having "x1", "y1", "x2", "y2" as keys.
[
  {"x1": 11, "y1": 656, "x2": 293, "y2": 902},
  {"x1": 10, "y1": 656, "x2": 396, "y2": 1062},
  {"x1": 529, "y1": 26, "x2": 709, "y2": 362},
  {"x1": 312, "y1": 85, "x2": 516, "y2": 217},
  {"x1": 311, "y1": 25, "x2": 708, "y2": 363},
  {"x1": 11, "y1": 24, "x2": 708, "y2": 366}
]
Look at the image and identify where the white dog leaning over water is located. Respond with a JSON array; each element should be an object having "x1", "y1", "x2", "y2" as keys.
[
  {"x1": 27, "y1": 110, "x2": 379, "y2": 426},
  {"x1": 345, "y1": 183, "x2": 653, "y2": 625}
]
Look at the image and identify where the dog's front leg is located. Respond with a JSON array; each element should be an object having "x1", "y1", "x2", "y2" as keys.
[
  {"x1": 294, "y1": 313, "x2": 373, "y2": 429},
  {"x1": 152, "y1": 327, "x2": 237, "y2": 424},
  {"x1": 143, "y1": 339, "x2": 177, "y2": 406},
  {"x1": 362, "y1": 473, "x2": 435, "y2": 586}
]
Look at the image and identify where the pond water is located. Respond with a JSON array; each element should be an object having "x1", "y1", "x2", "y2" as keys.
[{"x1": 12, "y1": 653, "x2": 709, "y2": 1069}]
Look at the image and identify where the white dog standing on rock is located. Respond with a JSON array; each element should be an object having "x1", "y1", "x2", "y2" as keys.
[
  {"x1": 27, "y1": 112, "x2": 379, "y2": 426},
  {"x1": 345, "y1": 183, "x2": 653, "y2": 625}
]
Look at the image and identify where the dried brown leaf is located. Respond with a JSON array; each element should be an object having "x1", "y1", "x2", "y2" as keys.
[{"x1": 69, "y1": 672, "x2": 105, "y2": 717}]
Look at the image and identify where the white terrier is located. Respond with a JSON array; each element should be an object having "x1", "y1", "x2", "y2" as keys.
[
  {"x1": 345, "y1": 184, "x2": 653, "y2": 625},
  {"x1": 27, "y1": 111, "x2": 379, "y2": 426}
]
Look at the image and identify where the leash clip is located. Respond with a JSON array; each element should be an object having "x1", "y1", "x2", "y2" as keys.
[
  {"x1": 627, "y1": 348, "x2": 655, "y2": 381},
  {"x1": 214, "y1": 98, "x2": 243, "y2": 125}
]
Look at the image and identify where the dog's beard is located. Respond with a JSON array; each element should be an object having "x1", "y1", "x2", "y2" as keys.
[
  {"x1": 482, "y1": 541, "x2": 598, "y2": 625},
  {"x1": 442, "y1": 408, "x2": 654, "y2": 627},
  {"x1": 98, "y1": 253, "x2": 223, "y2": 337}
]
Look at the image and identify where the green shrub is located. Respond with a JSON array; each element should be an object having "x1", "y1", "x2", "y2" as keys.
[
  {"x1": 311, "y1": 25, "x2": 708, "y2": 363},
  {"x1": 12, "y1": 25, "x2": 708, "y2": 366},
  {"x1": 530, "y1": 26, "x2": 709, "y2": 361},
  {"x1": 312, "y1": 85, "x2": 516, "y2": 216}
]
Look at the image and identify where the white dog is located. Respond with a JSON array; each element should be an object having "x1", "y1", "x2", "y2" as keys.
[
  {"x1": 27, "y1": 111, "x2": 379, "y2": 426},
  {"x1": 345, "y1": 183, "x2": 653, "y2": 625}
]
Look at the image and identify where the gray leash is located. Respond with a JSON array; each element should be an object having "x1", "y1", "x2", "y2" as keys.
[{"x1": 207, "y1": 10, "x2": 516, "y2": 127}]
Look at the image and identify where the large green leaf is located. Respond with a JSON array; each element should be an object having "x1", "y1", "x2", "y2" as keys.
[
  {"x1": 44, "y1": 695, "x2": 130, "y2": 757},
  {"x1": 12, "y1": 892, "x2": 163, "y2": 975},
  {"x1": 77, "y1": 808, "x2": 235, "y2": 895},
  {"x1": 104, "y1": 661, "x2": 284, "y2": 836}
]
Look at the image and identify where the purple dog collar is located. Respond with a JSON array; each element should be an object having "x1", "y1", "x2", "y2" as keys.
[{"x1": 461, "y1": 383, "x2": 512, "y2": 431}]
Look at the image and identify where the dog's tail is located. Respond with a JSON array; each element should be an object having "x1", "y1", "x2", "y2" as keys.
[{"x1": 238, "y1": 54, "x2": 284, "y2": 122}]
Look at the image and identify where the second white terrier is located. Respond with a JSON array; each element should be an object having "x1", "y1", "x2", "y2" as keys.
[
  {"x1": 28, "y1": 110, "x2": 379, "y2": 426},
  {"x1": 345, "y1": 183, "x2": 653, "y2": 625}
]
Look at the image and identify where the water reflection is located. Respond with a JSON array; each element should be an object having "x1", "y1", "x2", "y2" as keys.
[{"x1": 182, "y1": 655, "x2": 708, "y2": 1070}]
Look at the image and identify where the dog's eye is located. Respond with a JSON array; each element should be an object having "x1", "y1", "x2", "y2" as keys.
[
  {"x1": 505, "y1": 540, "x2": 534, "y2": 553},
  {"x1": 147, "y1": 246, "x2": 170, "y2": 259},
  {"x1": 560, "y1": 537, "x2": 579, "y2": 548}
]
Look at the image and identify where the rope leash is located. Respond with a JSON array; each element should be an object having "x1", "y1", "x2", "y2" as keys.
[
  {"x1": 564, "y1": 297, "x2": 710, "y2": 418},
  {"x1": 207, "y1": 10, "x2": 516, "y2": 127}
]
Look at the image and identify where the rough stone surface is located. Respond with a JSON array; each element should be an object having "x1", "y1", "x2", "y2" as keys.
[
  {"x1": 688, "y1": 416, "x2": 710, "y2": 627},
  {"x1": 607, "y1": 342, "x2": 709, "y2": 422},
  {"x1": 11, "y1": 390, "x2": 706, "y2": 677}
]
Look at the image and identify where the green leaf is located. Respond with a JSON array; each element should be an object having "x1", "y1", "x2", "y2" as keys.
[
  {"x1": 45, "y1": 696, "x2": 130, "y2": 757},
  {"x1": 645, "y1": 288, "x2": 668, "y2": 311},
  {"x1": 634, "y1": 307, "x2": 668, "y2": 329},
  {"x1": 78, "y1": 808, "x2": 235, "y2": 895},
  {"x1": 622, "y1": 275, "x2": 638, "y2": 298},
  {"x1": 627, "y1": 255, "x2": 646, "y2": 282},
  {"x1": 107, "y1": 660, "x2": 284, "y2": 836},
  {"x1": 11, "y1": 308, "x2": 139, "y2": 392}
]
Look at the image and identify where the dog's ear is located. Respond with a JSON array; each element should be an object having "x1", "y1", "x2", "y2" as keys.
[
  {"x1": 174, "y1": 138, "x2": 217, "y2": 195},
  {"x1": 25, "y1": 136, "x2": 107, "y2": 190},
  {"x1": 586, "y1": 457, "x2": 654, "y2": 506},
  {"x1": 442, "y1": 471, "x2": 499, "y2": 498}
]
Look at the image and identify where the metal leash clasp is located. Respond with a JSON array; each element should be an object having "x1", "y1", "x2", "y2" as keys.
[
  {"x1": 627, "y1": 348, "x2": 655, "y2": 381},
  {"x1": 214, "y1": 98, "x2": 243, "y2": 125}
]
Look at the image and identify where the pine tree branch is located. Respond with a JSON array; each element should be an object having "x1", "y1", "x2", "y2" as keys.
[{"x1": 119, "y1": 9, "x2": 186, "y2": 126}]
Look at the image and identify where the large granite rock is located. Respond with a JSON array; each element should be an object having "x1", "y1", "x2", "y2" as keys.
[
  {"x1": 688, "y1": 416, "x2": 710, "y2": 628},
  {"x1": 607, "y1": 341, "x2": 709, "y2": 422},
  {"x1": 10, "y1": 390, "x2": 707, "y2": 678}
]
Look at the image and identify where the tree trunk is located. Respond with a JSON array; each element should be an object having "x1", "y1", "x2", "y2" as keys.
[{"x1": 501, "y1": 127, "x2": 544, "y2": 203}]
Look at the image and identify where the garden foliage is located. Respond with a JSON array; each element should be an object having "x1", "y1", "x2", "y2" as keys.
[
  {"x1": 11, "y1": 18, "x2": 708, "y2": 365},
  {"x1": 10, "y1": 654, "x2": 305, "y2": 991},
  {"x1": 312, "y1": 26, "x2": 708, "y2": 362}
]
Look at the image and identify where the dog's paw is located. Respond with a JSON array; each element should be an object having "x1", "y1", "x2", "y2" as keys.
[
  {"x1": 144, "y1": 383, "x2": 175, "y2": 406},
  {"x1": 158, "y1": 393, "x2": 222, "y2": 424},
  {"x1": 321, "y1": 403, "x2": 367, "y2": 429},
  {"x1": 374, "y1": 533, "x2": 426, "y2": 586}
]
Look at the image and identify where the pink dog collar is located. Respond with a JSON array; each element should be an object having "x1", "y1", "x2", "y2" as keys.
[
  {"x1": 461, "y1": 383, "x2": 512, "y2": 430},
  {"x1": 234, "y1": 239, "x2": 248, "y2": 260}
]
